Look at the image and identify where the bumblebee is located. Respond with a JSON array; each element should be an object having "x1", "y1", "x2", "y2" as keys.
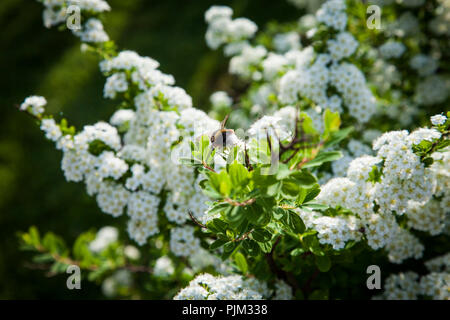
[{"x1": 210, "y1": 115, "x2": 237, "y2": 149}]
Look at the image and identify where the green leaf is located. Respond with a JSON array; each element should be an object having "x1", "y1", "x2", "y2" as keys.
[
  {"x1": 323, "y1": 109, "x2": 341, "y2": 139},
  {"x1": 301, "y1": 151, "x2": 342, "y2": 169},
  {"x1": 302, "y1": 203, "x2": 328, "y2": 210},
  {"x1": 251, "y1": 228, "x2": 272, "y2": 242},
  {"x1": 280, "y1": 211, "x2": 306, "y2": 234},
  {"x1": 28, "y1": 226, "x2": 41, "y2": 246},
  {"x1": 368, "y1": 165, "x2": 382, "y2": 183},
  {"x1": 218, "y1": 171, "x2": 232, "y2": 196},
  {"x1": 266, "y1": 182, "x2": 281, "y2": 197},
  {"x1": 281, "y1": 180, "x2": 301, "y2": 199},
  {"x1": 296, "y1": 188, "x2": 307, "y2": 205},
  {"x1": 422, "y1": 157, "x2": 434, "y2": 167},
  {"x1": 276, "y1": 163, "x2": 292, "y2": 180},
  {"x1": 207, "y1": 203, "x2": 231, "y2": 216},
  {"x1": 42, "y1": 233, "x2": 68, "y2": 256},
  {"x1": 290, "y1": 170, "x2": 317, "y2": 187},
  {"x1": 234, "y1": 252, "x2": 248, "y2": 274},
  {"x1": 291, "y1": 248, "x2": 305, "y2": 256},
  {"x1": 305, "y1": 236, "x2": 324, "y2": 256},
  {"x1": 435, "y1": 139, "x2": 450, "y2": 151},
  {"x1": 258, "y1": 241, "x2": 273, "y2": 253},
  {"x1": 300, "y1": 112, "x2": 317, "y2": 135},
  {"x1": 315, "y1": 255, "x2": 331, "y2": 272},
  {"x1": 33, "y1": 253, "x2": 54, "y2": 263},
  {"x1": 225, "y1": 206, "x2": 245, "y2": 228},
  {"x1": 50, "y1": 261, "x2": 69, "y2": 274},
  {"x1": 303, "y1": 185, "x2": 321, "y2": 203},
  {"x1": 324, "y1": 127, "x2": 353, "y2": 148},
  {"x1": 73, "y1": 231, "x2": 96, "y2": 262},
  {"x1": 245, "y1": 203, "x2": 270, "y2": 226},
  {"x1": 228, "y1": 161, "x2": 249, "y2": 190},
  {"x1": 242, "y1": 239, "x2": 261, "y2": 256},
  {"x1": 221, "y1": 242, "x2": 240, "y2": 260},
  {"x1": 210, "y1": 239, "x2": 228, "y2": 250},
  {"x1": 290, "y1": 212, "x2": 306, "y2": 234}
]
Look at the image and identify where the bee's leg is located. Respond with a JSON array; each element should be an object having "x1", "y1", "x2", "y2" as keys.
[{"x1": 222, "y1": 131, "x2": 227, "y2": 148}]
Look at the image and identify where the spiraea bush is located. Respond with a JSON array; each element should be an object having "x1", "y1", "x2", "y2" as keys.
[{"x1": 17, "y1": 0, "x2": 449, "y2": 300}]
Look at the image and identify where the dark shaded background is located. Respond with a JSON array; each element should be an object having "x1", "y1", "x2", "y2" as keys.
[{"x1": 0, "y1": 0, "x2": 301, "y2": 299}]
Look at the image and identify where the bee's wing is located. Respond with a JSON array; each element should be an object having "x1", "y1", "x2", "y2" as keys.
[{"x1": 220, "y1": 114, "x2": 229, "y2": 130}]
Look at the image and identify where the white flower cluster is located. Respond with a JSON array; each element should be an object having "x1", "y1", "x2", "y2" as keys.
[
  {"x1": 316, "y1": 0, "x2": 347, "y2": 31},
  {"x1": 407, "y1": 200, "x2": 446, "y2": 236},
  {"x1": 429, "y1": 0, "x2": 450, "y2": 36},
  {"x1": 153, "y1": 256, "x2": 175, "y2": 277},
  {"x1": 109, "y1": 109, "x2": 136, "y2": 127},
  {"x1": 414, "y1": 75, "x2": 450, "y2": 106},
  {"x1": 431, "y1": 114, "x2": 447, "y2": 126},
  {"x1": 371, "y1": 1, "x2": 449, "y2": 115},
  {"x1": 425, "y1": 252, "x2": 450, "y2": 273},
  {"x1": 377, "y1": 253, "x2": 450, "y2": 300},
  {"x1": 328, "y1": 63, "x2": 377, "y2": 123},
  {"x1": 40, "y1": 0, "x2": 110, "y2": 42},
  {"x1": 229, "y1": 45, "x2": 267, "y2": 80},
  {"x1": 104, "y1": 72, "x2": 128, "y2": 99},
  {"x1": 206, "y1": 1, "x2": 377, "y2": 125},
  {"x1": 248, "y1": 106, "x2": 296, "y2": 141},
  {"x1": 378, "y1": 41, "x2": 406, "y2": 59},
  {"x1": 205, "y1": 6, "x2": 257, "y2": 50},
  {"x1": 89, "y1": 226, "x2": 118, "y2": 253},
  {"x1": 210, "y1": 91, "x2": 233, "y2": 108},
  {"x1": 315, "y1": 119, "x2": 448, "y2": 262},
  {"x1": 327, "y1": 32, "x2": 358, "y2": 61},
  {"x1": 369, "y1": 58, "x2": 401, "y2": 94},
  {"x1": 272, "y1": 280, "x2": 294, "y2": 300},
  {"x1": 170, "y1": 226, "x2": 201, "y2": 257},
  {"x1": 20, "y1": 95, "x2": 47, "y2": 117},
  {"x1": 379, "y1": 272, "x2": 421, "y2": 300},
  {"x1": 74, "y1": 18, "x2": 109, "y2": 43},
  {"x1": 102, "y1": 269, "x2": 132, "y2": 298},
  {"x1": 273, "y1": 32, "x2": 301, "y2": 53},
  {"x1": 409, "y1": 54, "x2": 438, "y2": 77},
  {"x1": 372, "y1": 129, "x2": 440, "y2": 214},
  {"x1": 298, "y1": 209, "x2": 362, "y2": 250},
  {"x1": 384, "y1": 9, "x2": 419, "y2": 37},
  {"x1": 40, "y1": 118, "x2": 62, "y2": 141},
  {"x1": 174, "y1": 273, "x2": 271, "y2": 300},
  {"x1": 26, "y1": 18, "x2": 225, "y2": 249}
]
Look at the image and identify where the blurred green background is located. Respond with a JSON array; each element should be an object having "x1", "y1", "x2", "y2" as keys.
[{"x1": 0, "y1": 0, "x2": 301, "y2": 299}]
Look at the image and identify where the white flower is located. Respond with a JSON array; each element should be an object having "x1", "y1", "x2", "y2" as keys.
[
  {"x1": 110, "y1": 109, "x2": 136, "y2": 126},
  {"x1": 327, "y1": 32, "x2": 358, "y2": 61},
  {"x1": 379, "y1": 41, "x2": 406, "y2": 59},
  {"x1": 154, "y1": 256, "x2": 175, "y2": 277},
  {"x1": 174, "y1": 273, "x2": 267, "y2": 300},
  {"x1": 20, "y1": 96, "x2": 46, "y2": 116},
  {"x1": 210, "y1": 91, "x2": 233, "y2": 108},
  {"x1": 124, "y1": 245, "x2": 140, "y2": 260},
  {"x1": 89, "y1": 226, "x2": 119, "y2": 253},
  {"x1": 430, "y1": 114, "x2": 447, "y2": 126},
  {"x1": 40, "y1": 118, "x2": 62, "y2": 142}
]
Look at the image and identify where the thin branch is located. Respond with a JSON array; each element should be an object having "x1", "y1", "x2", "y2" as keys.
[
  {"x1": 232, "y1": 229, "x2": 254, "y2": 242},
  {"x1": 201, "y1": 160, "x2": 216, "y2": 173},
  {"x1": 188, "y1": 210, "x2": 207, "y2": 229},
  {"x1": 223, "y1": 198, "x2": 256, "y2": 207}
]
